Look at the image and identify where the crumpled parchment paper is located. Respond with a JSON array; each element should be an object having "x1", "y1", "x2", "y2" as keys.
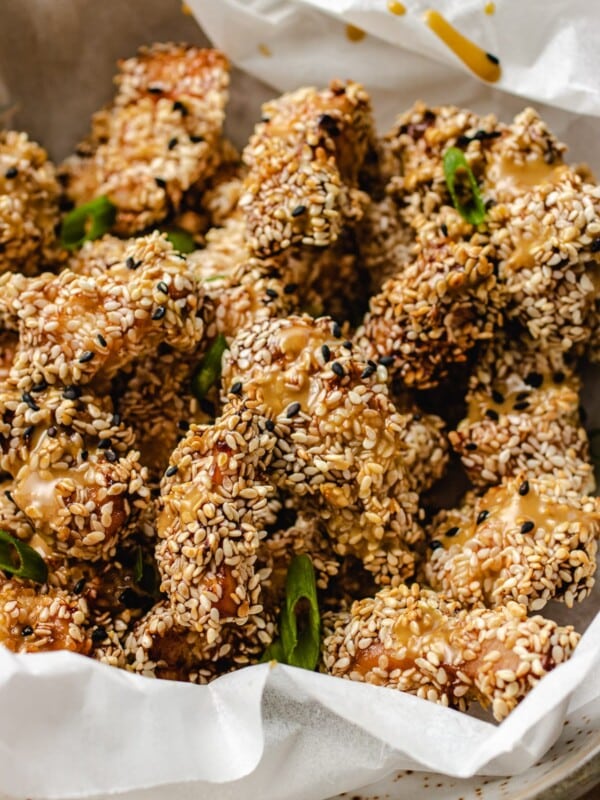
[{"x1": 0, "y1": 1, "x2": 599, "y2": 798}]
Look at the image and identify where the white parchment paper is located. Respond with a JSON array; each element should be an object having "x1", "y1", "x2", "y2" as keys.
[{"x1": 0, "y1": 1, "x2": 599, "y2": 798}]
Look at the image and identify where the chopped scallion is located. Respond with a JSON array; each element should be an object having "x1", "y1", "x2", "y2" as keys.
[
  {"x1": 165, "y1": 229, "x2": 196, "y2": 254},
  {"x1": 0, "y1": 529, "x2": 48, "y2": 584},
  {"x1": 443, "y1": 147, "x2": 486, "y2": 225},
  {"x1": 60, "y1": 196, "x2": 117, "y2": 250},
  {"x1": 191, "y1": 334, "x2": 229, "y2": 400}
]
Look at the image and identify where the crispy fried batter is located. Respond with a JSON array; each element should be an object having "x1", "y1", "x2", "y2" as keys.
[
  {"x1": 0, "y1": 131, "x2": 64, "y2": 275},
  {"x1": 59, "y1": 45, "x2": 230, "y2": 236},
  {"x1": 323, "y1": 583, "x2": 580, "y2": 721},
  {"x1": 424, "y1": 474, "x2": 599, "y2": 610},
  {"x1": 240, "y1": 80, "x2": 373, "y2": 257}
]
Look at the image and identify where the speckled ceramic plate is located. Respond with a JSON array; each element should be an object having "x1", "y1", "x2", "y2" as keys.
[{"x1": 334, "y1": 700, "x2": 600, "y2": 800}]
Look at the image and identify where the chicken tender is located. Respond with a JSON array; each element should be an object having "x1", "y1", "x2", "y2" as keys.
[
  {"x1": 323, "y1": 583, "x2": 580, "y2": 721},
  {"x1": 0, "y1": 131, "x2": 64, "y2": 275},
  {"x1": 7, "y1": 232, "x2": 205, "y2": 390},
  {"x1": 424, "y1": 475, "x2": 599, "y2": 610},
  {"x1": 59, "y1": 45, "x2": 230, "y2": 236},
  {"x1": 240, "y1": 80, "x2": 374, "y2": 257}
]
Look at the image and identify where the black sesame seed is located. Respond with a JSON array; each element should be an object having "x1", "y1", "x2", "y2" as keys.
[
  {"x1": 430, "y1": 540, "x2": 443, "y2": 550},
  {"x1": 286, "y1": 401, "x2": 301, "y2": 418},
  {"x1": 73, "y1": 578, "x2": 86, "y2": 594},
  {"x1": 168, "y1": 137, "x2": 178, "y2": 150},
  {"x1": 455, "y1": 134, "x2": 471, "y2": 148},
  {"x1": 477, "y1": 509, "x2": 489, "y2": 525},
  {"x1": 21, "y1": 625, "x2": 33, "y2": 637},
  {"x1": 519, "y1": 480, "x2": 530, "y2": 496},
  {"x1": 441, "y1": 223, "x2": 449, "y2": 236},
  {"x1": 513, "y1": 401, "x2": 529, "y2": 411},
  {"x1": 91, "y1": 626, "x2": 107, "y2": 643},
  {"x1": 291, "y1": 205, "x2": 307, "y2": 217},
  {"x1": 361, "y1": 365, "x2": 376, "y2": 379},
  {"x1": 126, "y1": 256, "x2": 139, "y2": 270},
  {"x1": 486, "y1": 52, "x2": 500, "y2": 65},
  {"x1": 47, "y1": 426, "x2": 57, "y2": 438},
  {"x1": 515, "y1": 391, "x2": 530, "y2": 402},
  {"x1": 199, "y1": 398, "x2": 215, "y2": 416},
  {"x1": 465, "y1": 442, "x2": 478, "y2": 451},
  {"x1": 485, "y1": 408, "x2": 499, "y2": 421},
  {"x1": 472, "y1": 129, "x2": 502, "y2": 142},
  {"x1": 155, "y1": 177, "x2": 167, "y2": 189},
  {"x1": 119, "y1": 588, "x2": 146, "y2": 609},
  {"x1": 230, "y1": 381, "x2": 243, "y2": 396},
  {"x1": 190, "y1": 134, "x2": 204, "y2": 143},
  {"x1": 22, "y1": 392, "x2": 40, "y2": 411},
  {"x1": 165, "y1": 465, "x2": 178, "y2": 477},
  {"x1": 31, "y1": 379, "x2": 47, "y2": 393},
  {"x1": 342, "y1": 340, "x2": 353, "y2": 350},
  {"x1": 283, "y1": 283, "x2": 298, "y2": 294},
  {"x1": 317, "y1": 113, "x2": 340, "y2": 137},
  {"x1": 321, "y1": 344, "x2": 331, "y2": 363},
  {"x1": 78, "y1": 350, "x2": 95, "y2": 363},
  {"x1": 491, "y1": 390, "x2": 505, "y2": 404},
  {"x1": 105, "y1": 449, "x2": 117, "y2": 463},
  {"x1": 413, "y1": 413, "x2": 422, "y2": 422},
  {"x1": 520, "y1": 520, "x2": 535, "y2": 534},
  {"x1": 553, "y1": 371, "x2": 565, "y2": 384},
  {"x1": 332, "y1": 322, "x2": 342, "y2": 338},
  {"x1": 445, "y1": 526, "x2": 459, "y2": 538},
  {"x1": 378, "y1": 355, "x2": 394, "y2": 366},
  {"x1": 177, "y1": 419, "x2": 190, "y2": 432},
  {"x1": 525, "y1": 371, "x2": 543, "y2": 388},
  {"x1": 591, "y1": 238, "x2": 600, "y2": 253},
  {"x1": 4, "y1": 490, "x2": 14, "y2": 504},
  {"x1": 148, "y1": 86, "x2": 163, "y2": 94},
  {"x1": 265, "y1": 419, "x2": 275, "y2": 432},
  {"x1": 157, "y1": 281, "x2": 169, "y2": 294},
  {"x1": 5, "y1": 167, "x2": 18, "y2": 179},
  {"x1": 63, "y1": 385, "x2": 81, "y2": 400},
  {"x1": 98, "y1": 438, "x2": 111, "y2": 450},
  {"x1": 23, "y1": 425, "x2": 34, "y2": 439},
  {"x1": 367, "y1": 359, "x2": 377, "y2": 369},
  {"x1": 331, "y1": 362, "x2": 344, "y2": 378},
  {"x1": 80, "y1": 449, "x2": 88, "y2": 461},
  {"x1": 265, "y1": 288, "x2": 278, "y2": 299},
  {"x1": 111, "y1": 413, "x2": 121, "y2": 426},
  {"x1": 152, "y1": 306, "x2": 166, "y2": 321},
  {"x1": 173, "y1": 101, "x2": 188, "y2": 115}
]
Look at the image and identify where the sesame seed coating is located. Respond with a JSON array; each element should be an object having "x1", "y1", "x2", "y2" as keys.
[
  {"x1": 240, "y1": 80, "x2": 374, "y2": 257},
  {"x1": 323, "y1": 583, "x2": 580, "y2": 720},
  {"x1": 0, "y1": 130, "x2": 64, "y2": 275},
  {"x1": 424, "y1": 474, "x2": 598, "y2": 610},
  {"x1": 59, "y1": 44, "x2": 230, "y2": 236}
]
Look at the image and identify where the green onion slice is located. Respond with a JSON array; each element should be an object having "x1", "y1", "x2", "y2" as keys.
[
  {"x1": 0, "y1": 529, "x2": 48, "y2": 584},
  {"x1": 165, "y1": 229, "x2": 196, "y2": 254},
  {"x1": 261, "y1": 554, "x2": 321, "y2": 671},
  {"x1": 443, "y1": 147, "x2": 486, "y2": 225},
  {"x1": 191, "y1": 334, "x2": 229, "y2": 400},
  {"x1": 60, "y1": 196, "x2": 117, "y2": 251}
]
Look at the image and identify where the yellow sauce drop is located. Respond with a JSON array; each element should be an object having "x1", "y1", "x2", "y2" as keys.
[
  {"x1": 387, "y1": 1, "x2": 407, "y2": 15},
  {"x1": 181, "y1": 2, "x2": 192, "y2": 15},
  {"x1": 424, "y1": 9, "x2": 501, "y2": 83},
  {"x1": 484, "y1": 2, "x2": 496, "y2": 14},
  {"x1": 258, "y1": 43, "x2": 272, "y2": 57},
  {"x1": 345, "y1": 24, "x2": 366, "y2": 42}
]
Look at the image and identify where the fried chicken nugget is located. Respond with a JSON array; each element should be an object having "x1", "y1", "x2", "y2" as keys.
[
  {"x1": 0, "y1": 577, "x2": 91, "y2": 655},
  {"x1": 449, "y1": 336, "x2": 593, "y2": 491},
  {"x1": 424, "y1": 475, "x2": 599, "y2": 610},
  {"x1": 240, "y1": 80, "x2": 374, "y2": 257},
  {"x1": 222, "y1": 315, "x2": 441, "y2": 585},
  {"x1": 0, "y1": 130, "x2": 64, "y2": 275},
  {"x1": 6, "y1": 232, "x2": 205, "y2": 390},
  {"x1": 59, "y1": 44, "x2": 230, "y2": 236},
  {"x1": 156, "y1": 399, "x2": 279, "y2": 633},
  {"x1": 323, "y1": 583, "x2": 580, "y2": 721},
  {"x1": 0, "y1": 385, "x2": 149, "y2": 560}
]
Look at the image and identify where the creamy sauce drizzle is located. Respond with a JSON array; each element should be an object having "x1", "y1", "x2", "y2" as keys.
[
  {"x1": 424, "y1": 9, "x2": 501, "y2": 83},
  {"x1": 387, "y1": 1, "x2": 406, "y2": 15}
]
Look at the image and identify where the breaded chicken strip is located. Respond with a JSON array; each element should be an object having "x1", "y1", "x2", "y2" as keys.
[{"x1": 59, "y1": 44, "x2": 230, "y2": 236}]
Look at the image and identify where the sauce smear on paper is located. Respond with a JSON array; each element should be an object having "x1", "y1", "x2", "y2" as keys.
[
  {"x1": 484, "y1": 2, "x2": 496, "y2": 14},
  {"x1": 387, "y1": 1, "x2": 407, "y2": 15},
  {"x1": 345, "y1": 24, "x2": 366, "y2": 42},
  {"x1": 424, "y1": 9, "x2": 501, "y2": 83}
]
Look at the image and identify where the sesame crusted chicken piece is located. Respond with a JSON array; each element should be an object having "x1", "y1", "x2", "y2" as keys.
[
  {"x1": 0, "y1": 384, "x2": 150, "y2": 561},
  {"x1": 66, "y1": 234, "x2": 132, "y2": 277},
  {"x1": 358, "y1": 194, "x2": 416, "y2": 293},
  {"x1": 222, "y1": 315, "x2": 429, "y2": 586},
  {"x1": 59, "y1": 45, "x2": 230, "y2": 236},
  {"x1": 8, "y1": 232, "x2": 205, "y2": 391},
  {"x1": 155, "y1": 399, "x2": 279, "y2": 633},
  {"x1": 240, "y1": 80, "x2": 374, "y2": 257},
  {"x1": 358, "y1": 228, "x2": 500, "y2": 389},
  {"x1": 95, "y1": 599, "x2": 276, "y2": 683},
  {"x1": 449, "y1": 337, "x2": 594, "y2": 491},
  {"x1": 424, "y1": 474, "x2": 599, "y2": 611},
  {"x1": 0, "y1": 577, "x2": 91, "y2": 655},
  {"x1": 323, "y1": 583, "x2": 580, "y2": 721},
  {"x1": 0, "y1": 130, "x2": 65, "y2": 275}
]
